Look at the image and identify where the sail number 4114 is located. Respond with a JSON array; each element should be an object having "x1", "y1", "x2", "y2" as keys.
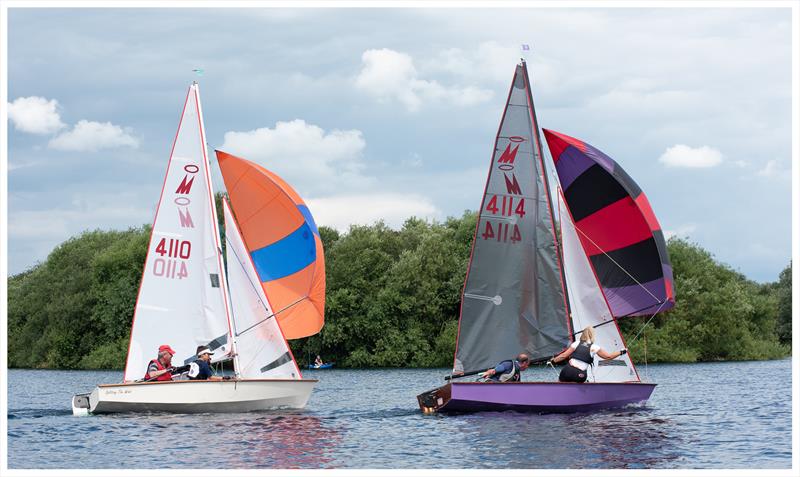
[{"x1": 481, "y1": 194, "x2": 524, "y2": 244}]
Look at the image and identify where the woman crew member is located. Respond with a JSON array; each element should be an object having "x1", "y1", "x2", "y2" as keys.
[{"x1": 550, "y1": 326, "x2": 627, "y2": 383}]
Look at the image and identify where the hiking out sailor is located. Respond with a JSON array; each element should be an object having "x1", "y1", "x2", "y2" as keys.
[
  {"x1": 550, "y1": 325, "x2": 627, "y2": 383},
  {"x1": 144, "y1": 344, "x2": 176, "y2": 381},
  {"x1": 188, "y1": 346, "x2": 225, "y2": 381},
  {"x1": 479, "y1": 353, "x2": 530, "y2": 382}
]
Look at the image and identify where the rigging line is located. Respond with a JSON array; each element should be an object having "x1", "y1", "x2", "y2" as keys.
[
  {"x1": 236, "y1": 296, "x2": 308, "y2": 337},
  {"x1": 626, "y1": 300, "x2": 667, "y2": 347},
  {"x1": 617, "y1": 300, "x2": 668, "y2": 320},
  {"x1": 572, "y1": 225, "x2": 661, "y2": 304}
]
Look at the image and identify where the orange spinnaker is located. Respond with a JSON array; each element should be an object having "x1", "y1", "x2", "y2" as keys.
[{"x1": 216, "y1": 150, "x2": 325, "y2": 339}]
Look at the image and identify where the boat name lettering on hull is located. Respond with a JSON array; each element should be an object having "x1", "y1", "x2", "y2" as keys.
[{"x1": 103, "y1": 388, "x2": 133, "y2": 396}]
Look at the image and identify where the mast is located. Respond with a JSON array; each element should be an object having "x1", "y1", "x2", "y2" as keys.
[
  {"x1": 519, "y1": 59, "x2": 573, "y2": 339},
  {"x1": 194, "y1": 82, "x2": 241, "y2": 376}
]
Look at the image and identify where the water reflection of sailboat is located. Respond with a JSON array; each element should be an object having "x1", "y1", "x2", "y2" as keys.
[
  {"x1": 456, "y1": 410, "x2": 679, "y2": 468},
  {"x1": 231, "y1": 414, "x2": 342, "y2": 468}
]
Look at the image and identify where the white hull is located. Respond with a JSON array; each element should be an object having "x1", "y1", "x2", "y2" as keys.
[{"x1": 72, "y1": 379, "x2": 317, "y2": 415}]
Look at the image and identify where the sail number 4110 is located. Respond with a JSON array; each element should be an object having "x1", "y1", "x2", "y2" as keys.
[{"x1": 152, "y1": 238, "x2": 191, "y2": 279}]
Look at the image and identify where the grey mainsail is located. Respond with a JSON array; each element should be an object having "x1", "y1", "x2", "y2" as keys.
[{"x1": 453, "y1": 61, "x2": 571, "y2": 373}]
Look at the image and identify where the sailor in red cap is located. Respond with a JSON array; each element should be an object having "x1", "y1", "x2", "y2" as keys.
[{"x1": 144, "y1": 344, "x2": 177, "y2": 382}]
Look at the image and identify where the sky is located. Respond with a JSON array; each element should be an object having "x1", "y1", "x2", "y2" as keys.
[{"x1": 3, "y1": 5, "x2": 796, "y2": 283}]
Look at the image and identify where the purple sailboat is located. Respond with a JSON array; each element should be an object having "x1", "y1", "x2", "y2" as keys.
[{"x1": 417, "y1": 60, "x2": 674, "y2": 414}]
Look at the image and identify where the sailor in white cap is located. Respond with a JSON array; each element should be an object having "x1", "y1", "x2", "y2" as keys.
[{"x1": 187, "y1": 346, "x2": 225, "y2": 381}]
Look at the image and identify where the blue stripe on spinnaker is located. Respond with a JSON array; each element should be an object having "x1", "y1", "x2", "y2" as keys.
[
  {"x1": 251, "y1": 222, "x2": 316, "y2": 281},
  {"x1": 296, "y1": 204, "x2": 319, "y2": 236}
]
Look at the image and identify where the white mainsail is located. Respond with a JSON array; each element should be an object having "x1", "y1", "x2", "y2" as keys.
[
  {"x1": 123, "y1": 84, "x2": 232, "y2": 382},
  {"x1": 222, "y1": 199, "x2": 300, "y2": 379},
  {"x1": 559, "y1": 191, "x2": 639, "y2": 383}
]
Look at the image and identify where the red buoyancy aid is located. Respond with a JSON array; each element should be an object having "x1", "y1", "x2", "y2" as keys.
[{"x1": 144, "y1": 359, "x2": 173, "y2": 381}]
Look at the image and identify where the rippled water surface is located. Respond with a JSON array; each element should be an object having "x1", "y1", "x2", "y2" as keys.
[{"x1": 6, "y1": 360, "x2": 792, "y2": 468}]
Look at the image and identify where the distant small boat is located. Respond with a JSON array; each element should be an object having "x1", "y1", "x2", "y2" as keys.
[{"x1": 307, "y1": 363, "x2": 334, "y2": 369}]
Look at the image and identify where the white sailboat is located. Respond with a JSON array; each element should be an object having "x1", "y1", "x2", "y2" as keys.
[{"x1": 72, "y1": 83, "x2": 321, "y2": 415}]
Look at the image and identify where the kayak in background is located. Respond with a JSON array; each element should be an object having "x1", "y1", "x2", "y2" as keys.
[{"x1": 307, "y1": 363, "x2": 335, "y2": 370}]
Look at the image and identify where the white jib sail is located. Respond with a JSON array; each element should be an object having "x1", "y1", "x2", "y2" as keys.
[
  {"x1": 222, "y1": 199, "x2": 300, "y2": 379},
  {"x1": 123, "y1": 84, "x2": 232, "y2": 382},
  {"x1": 559, "y1": 191, "x2": 639, "y2": 383}
]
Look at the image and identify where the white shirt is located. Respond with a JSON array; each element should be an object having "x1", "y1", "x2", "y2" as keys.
[{"x1": 568, "y1": 341, "x2": 601, "y2": 371}]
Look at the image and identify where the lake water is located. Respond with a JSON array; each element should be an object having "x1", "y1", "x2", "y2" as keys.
[{"x1": 6, "y1": 359, "x2": 793, "y2": 469}]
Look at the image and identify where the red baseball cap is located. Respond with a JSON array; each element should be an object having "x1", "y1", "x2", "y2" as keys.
[{"x1": 158, "y1": 344, "x2": 176, "y2": 355}]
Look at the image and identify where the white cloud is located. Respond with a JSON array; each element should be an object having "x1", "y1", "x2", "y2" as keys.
[
  {"x1": 306, "y1": 194, "x2": 440, "y2": 231},
  {"x1": 355, "y1": 48, "x2": 492, "y2": 112},
  {"x1": 591, "y1": 89, "x2": 703, "y2": 115},
  {"x1": 7, "y1": 96, "x2": 65, "y2": 134},
  {"x1": 220, "y1": 121, "x2": 443, "y2": 230},
  {"x1": 658, "y1": 144, "x2": 723, "y2": 168},
  {"x1": 402, "y1": 152, "x2": 423, "y2": 168},
  {"x1": 664, "y1": 223, "x2": 698, "y2": 240},
  {"x1": 220, "y1": 119, "x2": 370, "y2": 195},
  {"x1": 7, "y1": 161, "x2": 39, "y2": 172},
  {"x1": 48, "y1": 120, "x2": 139, "y2": 152},
  {"x1": 424, "y1": 41, "x2": 537, "y2": 85},
  {"x1": 756, "y1": 159, "x2": 790, "y2": 180},
  {"x1": 758, "y1": 160, "x2": 778, "y2": 177}
]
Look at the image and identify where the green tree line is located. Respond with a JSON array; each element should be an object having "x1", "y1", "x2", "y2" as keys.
[{"x1": 7, "y1": 206, "x2": 791, "y2": 369}]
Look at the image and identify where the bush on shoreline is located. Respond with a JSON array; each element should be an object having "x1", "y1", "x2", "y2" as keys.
[{"x1": 7, "y1": 211, "x2": 791, "y2": 370}]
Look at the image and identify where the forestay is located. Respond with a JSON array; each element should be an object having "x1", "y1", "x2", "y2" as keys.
[
  {"x1": 453, "y1": 62, "x2": 571, "y2": 374},
  {"x1": 544, "y1": 129, "x2": 675, "y2": 318},
  {"x1": 558, "y1": 191, "x2": 638, "y2": 382},
  {"x1": 123, "y1": 84, "x2": 232, "y2": 382},
  {"x1": 222, "y1": 198, "x2": 301, "y2": 379}
]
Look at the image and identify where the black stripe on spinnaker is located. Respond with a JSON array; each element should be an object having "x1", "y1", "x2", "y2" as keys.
[
  {"x1": 260, "y1": 351, "x2": 293, "y2": 373},
  {"x1": 652, "y1": 229, "x2": 670, "y2": 266},
  {"x1": 589, "y1": 237, "x2": 663, "y2": 288},
  {"x1": 610, "y1": 163, "x2": 642, "y2": 198},
  {"x1": 564, "y1": 164, "x2": 629, "y2": 223}
]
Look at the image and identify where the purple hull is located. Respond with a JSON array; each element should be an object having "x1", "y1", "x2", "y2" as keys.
[{"x1": 418, "y1": 382, "x2": 656, "y2": 414}]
